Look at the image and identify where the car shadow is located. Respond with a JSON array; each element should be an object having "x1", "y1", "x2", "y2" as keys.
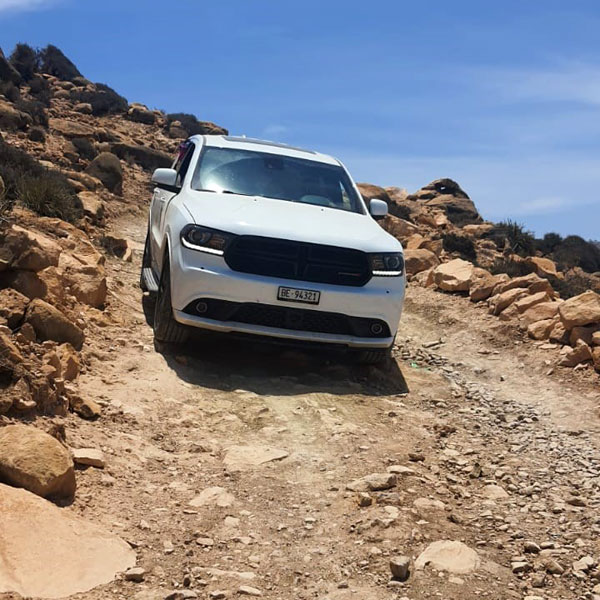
[{"x1": 143, "y1": 293, "x2": 408, "y2": 397}]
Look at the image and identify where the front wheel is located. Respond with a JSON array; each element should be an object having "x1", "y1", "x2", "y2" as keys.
[{"x1": 153, "y1": 256, "x2": 188, "y2": 344}]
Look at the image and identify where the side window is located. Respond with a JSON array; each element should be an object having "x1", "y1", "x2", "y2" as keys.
[{"x1": 172, "y1": 141, "x2": 195, "y2": 186}]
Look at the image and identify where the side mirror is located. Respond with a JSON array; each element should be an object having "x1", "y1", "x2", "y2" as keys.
[
  {"x1": 369, "y1": 199, "x2": 388, "y2": 220},
  {"x1": 151, "y1": 168, "x2": 179, "y2": 192}
]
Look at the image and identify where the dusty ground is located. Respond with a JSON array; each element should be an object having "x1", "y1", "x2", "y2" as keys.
[{"x1": 24, "y1": 215, "x2": 600, "y2": 600}]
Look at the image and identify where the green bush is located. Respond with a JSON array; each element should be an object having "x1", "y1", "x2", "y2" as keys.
[
  {"x1": 484, "y1": 219, "x2": 536, "y2": 257},
  {"x1": 9, "y1": 43, "x2": 39, "y2": 81},
  {"x1": 552, "y1": 235, "x2": 600, "y2": 273},
  {"x1": 535, "y1": 232, "x2": 563, "y2": 254},
  {"x1": 442, "y1": 232, "x2": 476, "y2": 260},
  {"x1": 28, "y1": 126, "x2": 46, "y2": 143},
  {"x1": 17, "y1": 173, "x2": 82, "y2": 222},
  {"x1": 0, "y1": 138, "x2": 80, "y2": 222},
  {"x1": 72, "y1": 137, "x2": 97, "y2": 160},
  {"x1": 14, "y1": 99, "x2": 48, "y2": 127},
  {"x1": 28, "y1": 75, "x2": 51, "y2": 106},
  {"x1": 488, "y1": 257, "x2": 536, "y2": 278},
  {"x1": 70, "y1": 82, "x2": 127, "y2": 116},
  {"x1": 39, "y1": 45, "x2": 82, "y2": 81},
  {"x1": 0, "y1": 80, "x2": 20, "y2": 102}
]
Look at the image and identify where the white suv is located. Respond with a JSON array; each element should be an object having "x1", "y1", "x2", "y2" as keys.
[{"x1": 141, "y1": 135, "x2": 405, "y2": 363}]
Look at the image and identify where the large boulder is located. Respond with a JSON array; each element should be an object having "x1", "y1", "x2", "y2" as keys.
[
  {"x1": 488, "y1": 287, "x2": 529, "y2": 316},
  {"x1": 559, "y1": 341, "x2": 593, "y2": 367},
  {"x1": 526, "y1": 256, "x2": 562, "y2": 279},
  {"x1": 0, "y1": 425, "x2": 75, "y2": 499},
  {"x1": 356, "y1": 183, "x2": 392, "y2": 205},
  {"x1": 25, "y1": 298, "x2": 84, "y2": 349},
  {"x1": 404, "y1": 249, "x2": 440, "y2": 276},
  {"x1": 0, "y1": 326, "x2": 23, "y2": 366},
  {"x1": 7, "y1": 270, "x2": 47, "y2": 299},
  {"x1": 514, "y1": 291, "x2": 551, "y2": 314},
  {"x1": 520, "y1": 301, "x2": 560, "y2": 327},
  {"x1": 433, "y1": 259, "x2": 474, "y2": 292},
  {"x1": 62, "y1": 263, "x2": 107, "y2": 308},
  {"x1": 3, "y1": 225, "x2": 61, "y2": 272},
  {"x1": 111, "y1": 142, "x2": 172, "y2": 171},
  {"x1": 527, "y1": 317, "x2": 557, "y2": 340},
  {"x1": 77, "y1": 191, "x2": 105, "y2": 224},
  {"x1": 85, "y1": 152, "x2": 123, "y2": 195},
  {"x1": 558, "y1": 291, "x2": 600, "y2": 329},
  {"x1": 469, "y1": 273, "x2": 509, "y2": 302},
  {"x1": 593, "y1": 347, "x2": 600, "y2": 372},
  {"x1": 0, "y1": 483, "x2": 136, "y2": 598},
  {"x1": 382, "y1": 215, "x2": 420, "y2": 241}
]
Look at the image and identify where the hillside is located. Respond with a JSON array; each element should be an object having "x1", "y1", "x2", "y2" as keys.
[{"x1": 1, "y1": 44, "x2": 600, "y2": 600}]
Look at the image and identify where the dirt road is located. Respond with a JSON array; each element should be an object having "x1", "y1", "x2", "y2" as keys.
[{"x1": 63, "y1": 216, "x2": 600, "y2": 600}]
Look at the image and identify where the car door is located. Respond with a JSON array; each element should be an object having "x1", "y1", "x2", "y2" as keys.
[{"x1": 149, "y1": 141, "x2": 195, "y2": 271}]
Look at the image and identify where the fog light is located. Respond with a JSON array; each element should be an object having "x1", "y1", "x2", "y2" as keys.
[
  {"x1": 196, "y1": 301, "x2": 208, "y2": 314},
  {"x1": 370, "y1": 322, "x2": 383, "y2": 335}
]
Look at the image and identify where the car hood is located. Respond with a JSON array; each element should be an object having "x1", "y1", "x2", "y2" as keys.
[{"x1": 182, "y1": 191, "x2": 402, "y2": 253}]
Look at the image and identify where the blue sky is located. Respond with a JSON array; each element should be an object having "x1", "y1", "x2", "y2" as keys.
[{"x1": 1, "y1": 0, "x2": 599, "y2": 239}]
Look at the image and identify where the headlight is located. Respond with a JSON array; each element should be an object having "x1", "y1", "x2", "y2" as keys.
[
  {"x1": 180, "y1": 225, "x2": 236, "y2": 255},
  {"x1": 369, "y1": 252, "x2": 404, "y2": 276}
]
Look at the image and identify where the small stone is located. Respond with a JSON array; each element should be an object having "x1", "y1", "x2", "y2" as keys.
[
  {"x1": 390, "y1": 556, "x2": 410, "y2": 581},
  {"x1": 408, "y1": 452, "x2": 425, "y2": 462},
  {"x1": 124, "y1": 567, "x2": 145, "y2": 582},
  {"x1": 531, "y1": 572, "x2": 546, "y2": 588},
  {"x1": 357, "y1": 492, "x2": 373, "y2": 507},
  {"x1": 346, "y1": 472, "x2": 396, "y2": 492},
  {"x1": 196, "y1": 537, "x2": 214, "y2": 547},
  {"x1": 544, "y1": 558, "x2": 564, "y2": 575},
  {"x1": 72, "y1": 448, "x2": 105, "y2": 468},
  {"x1": 511, "y1": 561, "x2": 531, "y2": 574},
  {"x1": 524, "y1": 541, "x2": 541, "y2": 554},
  {"x1": 165, "y1": 592, "x2": 199, "y2": 600},
  {"x1": 573, "y1": 556, "x2": 595, "y2": 572},
  {"x1": 209, "y1": 592, "x2": 227, "y2": 600},
  {"x1": 238, "y1": 585, "x2": 262, "y2": 596}
]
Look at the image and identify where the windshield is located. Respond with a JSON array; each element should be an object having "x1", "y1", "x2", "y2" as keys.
[{"x1": 191, "y1": 146, "x2": 365, "y2": 214}]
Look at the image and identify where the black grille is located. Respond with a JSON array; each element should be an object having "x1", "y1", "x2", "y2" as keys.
[
  {"x1": 183, "y1": 299, "x2": 390, "y2": 338},
  {"x1": 224, "y1": 236, "x2": 371, "y2": 287}
]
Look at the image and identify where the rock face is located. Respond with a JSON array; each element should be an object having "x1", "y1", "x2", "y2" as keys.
[
  {"x1": 85, "y1": 152, "x2": 123, "y2": 195},
  {"x1": 49, "y1": 117, "x2": 95, "y2": 138},
  {"x1": 3, "y1": 225, "x2": 61, "y2": 272},
  {"x1": 407, "y1": 178, "x2": 481, "y2": 225},
  {"x1": 0, "y1": 425, "x2": 75, "y2": 499},
  {"x1": 415, "y1": 540, "x2": 481, "y2": 574},
  {"x1": 0, "y1": 483, "x2": 135, "y2": 598},
  {"x1": 0, "y1": 288, "x2": 29, "y2": 328},
  {"x1": 558, "y1": 291, "x2": 600, "y2": 329},
  {"x1": 25, "y1": 299, "x2": 84, "y2": 349},
  {"x1": 433, "y1": 259, "x2": 474, "y2": 292}
]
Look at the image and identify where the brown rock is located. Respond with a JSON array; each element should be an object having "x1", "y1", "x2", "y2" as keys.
[
  {"x1": 57, "y1": 343, "x2": 80, "y2": 381},
  {"x1": 3, "y1": 225, "x2": 61, "y2": 272},
  {"x1": 73, "y1": 102, "x2": 92, "y2": 114},
  {"x1": 78, "y1": 191, "x2": 105, "y2": 224},
  {"x1": 0, "y1": 483, "x2": 135, "y2": 597},
  {"x1": 558, "y1": 291, "x2": 600, "y2": 329},
  {"x1": 527, "y1": 256, "x2": 562, "y2": 279},
  {"x1": 0, "y1": 288, "x2": 29, "y2": 329},
  {"x1": 382, "y1": 215, "x2": 420, "y2": 240},
  {"x1": 49, "y1": 118, "x2": 95, "y2": 138},
  {"x1": 85, "y1": 152, "x2": 123, "y2": 195},
  {"x1": 421, "y1": 238, "x2": 443, "y2": 256},
  {"x1": 404, "y1": 249, "x2": 440, "y2": 276},
  {"x1": 433, "y1": 259, "x2": 474, "y2": 292},
  {"x1": 569, "y1": 325, "x2": 600, "y2": 347},
  {"x1": 520, "y1": 302, "x2": 560, "y2": 327},
  {"x1": 25, "y1": 299, "x2": 84, "y2": 350},
  {"x1": 0, "y1": 424, "x2": 75, "y2": 499},
  {"x1": 592, "y1": 331, "x2": 600, "y2": 346},
  {"x1": 405, "y1": 234, "x2": 425, "y2": 250},
  {"x1": 514, "y1": 291, "x2": 550, "y2": 314},
  {"x1": 0, "y1": 98, "x2": 31, "y2": 131},
  {"x1": 593, "y1": 347, "x2": 600, "y2": 371},
  {"x1": 72, "y1": 448, "x2": 105, "y2": 468},
  {"x1": 559, "y1": 341, "x2": 593, "y2": 367},
  {"x1": 8, "y1": 270, "x2": 47, "y2": 299},
  {"x1": 528, "y1": 318, "x2": 557, "y2": 341},
  {"x1": 63, "y1": 264, "x2": 107, "y2": 308},
  {"x1": 550, "y1": 320, "x2": 570, "y2": 344},
  {"x1": 69, "y1": 395, "x2": 101, "y2": 419},
  {"x1": 469, "y1": 273, "x2": 509, "y2": 302},
  {"x1": 489, "y1": 287, "x2": 529, "y2": 316},
  {"x1": 0, "y1": 326, "x2": 24, "y2": 365}
]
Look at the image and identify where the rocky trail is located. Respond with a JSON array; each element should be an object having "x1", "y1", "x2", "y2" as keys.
[{"x1": 18, "y1": 214, "x2": 596, "y2": 600}]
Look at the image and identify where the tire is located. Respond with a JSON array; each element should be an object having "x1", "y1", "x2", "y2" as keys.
[
  {"x1": 139, "y1": 230, "x2": 152, "y2": 292},
  {"x1": 153, "y1": 255, "x2": 188, "y2": 344},
  {"x1": 353, "y1": 346, "x2": 392, "y2": 365}
]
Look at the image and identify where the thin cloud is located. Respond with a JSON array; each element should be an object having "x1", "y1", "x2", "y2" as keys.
[{"x1": 0, "y1": 0, "x2": 58, "y2": 12}]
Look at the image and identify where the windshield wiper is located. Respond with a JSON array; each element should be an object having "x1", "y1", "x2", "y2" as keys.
[{"x1": 221, "y1": 190, "x2": 253, "y2": 196}]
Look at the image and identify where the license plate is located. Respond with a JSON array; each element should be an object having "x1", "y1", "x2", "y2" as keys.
[{"x1": 277, "y1": 286, "x2": 321, "y2": 305}]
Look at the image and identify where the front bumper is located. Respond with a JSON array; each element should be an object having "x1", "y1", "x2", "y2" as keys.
[{"x1": 170, "y1": 245, "x2": 405, "y2": 348}]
